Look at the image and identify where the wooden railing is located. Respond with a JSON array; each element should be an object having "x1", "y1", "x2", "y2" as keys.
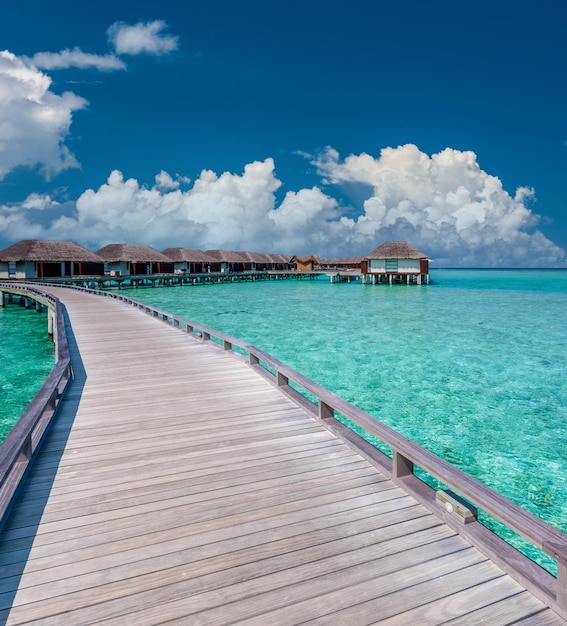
[
  {"x1": 2, "y1": 282, "x2": 566, "y2": 617},
  {"x1": 83, "y1": 285, "x2": 567, "y2": 616},
  {"x1": 0, "y1": 284, "x2": 72, "y2": 531}
]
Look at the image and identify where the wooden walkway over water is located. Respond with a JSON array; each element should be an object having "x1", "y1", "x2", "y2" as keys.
[{"x1": 0, "y1": 286, "x2": 566, "y2": 624}]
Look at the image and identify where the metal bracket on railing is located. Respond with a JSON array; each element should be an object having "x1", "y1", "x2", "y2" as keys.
[{"x1": 436, "y1": 489, "x2": 478, "y2": 524}]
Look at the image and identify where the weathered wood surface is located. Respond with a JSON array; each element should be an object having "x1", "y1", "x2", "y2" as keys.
[{"x1": 0, "y1": 287, "x2": 564, "y2": 625}]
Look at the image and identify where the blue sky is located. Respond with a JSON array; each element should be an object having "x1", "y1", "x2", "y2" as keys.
[{"x1": 1, "y1": 0, "x2": 566, "y2": 266}]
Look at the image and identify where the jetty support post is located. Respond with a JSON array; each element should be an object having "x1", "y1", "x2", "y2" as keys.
[
  {"x1": 0, "y1": 290, "x2": 4, "y2": 307},
  {"x1": 48, "y1": 309, "x2": 54, "y2": 340}
]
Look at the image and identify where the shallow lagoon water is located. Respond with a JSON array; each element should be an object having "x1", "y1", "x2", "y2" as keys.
[
  {"x1": 120, "y1": 269, "x2": 567, "y2": 569},
  {"x1": 2, "y1": 269, "x2": 566, "y2": 570},
  {"x1": 0, "y1": 305, "x2": 54, "y2": 442}
]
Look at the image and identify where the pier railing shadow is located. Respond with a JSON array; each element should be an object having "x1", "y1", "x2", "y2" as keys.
[{"x1": 0, "y1": 287, "x2": 85, "y2": 619}]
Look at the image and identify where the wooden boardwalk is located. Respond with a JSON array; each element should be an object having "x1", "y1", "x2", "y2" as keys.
[{"x1": 0, "y1": 287, "x2": 565, "y2": 625}]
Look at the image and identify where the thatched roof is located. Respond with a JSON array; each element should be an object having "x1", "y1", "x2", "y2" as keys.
[
  {"x1": 365, "y1": 241, "x2": 428, "y2": 259},
  {"x1": 161, "y1": 248, "x2": 211, "y2": 263},
  {"x1": 269, "y1": 254, "x2": 292, "y2": 264},
  {"x1": 0, "y1": 240, "x2": 103, "y2": 262},
  {"x1": 290, "y1": 255, "x2": 319, "y2": 264},
  {"x1": 320, "y1": 256, "x2": 363, "y2": 265},
  {"x1": 237, "y1": 251, "x2": 273, "y2": 264},
  {"x1": 204, "y1": 250, "x2": 248, "y2": 263},
  {"x1": 96, "y1": 244, "x2": 171, "y2": 263}
]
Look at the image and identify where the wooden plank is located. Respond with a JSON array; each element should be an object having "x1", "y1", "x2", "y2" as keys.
[
  {"x1": 0, "y1": 286, "x2": 565, "y2": 626},
  {"x1": 444, "y1": 590, "x2": 562, "y2": 625}
]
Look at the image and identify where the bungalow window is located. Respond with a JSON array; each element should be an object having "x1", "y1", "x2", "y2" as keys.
[
  {"x1": 8, "y1": 261, "x2": 16, "y2": 277},
  {"x1": 385, "y1": 258, "x2": 398, "y2": 272}
]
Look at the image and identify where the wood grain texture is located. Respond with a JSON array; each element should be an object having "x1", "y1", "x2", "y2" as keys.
[{"x1": 0, "y1": 287, "x2": 563, "y2": 625}]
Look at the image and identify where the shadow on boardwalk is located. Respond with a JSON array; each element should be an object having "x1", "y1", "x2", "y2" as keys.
[{"x1": 0, "y1": 308, "x2": 86, "y2": 623}]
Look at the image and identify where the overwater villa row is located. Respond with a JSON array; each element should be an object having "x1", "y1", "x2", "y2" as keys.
[{"x1": 0, "y1": 240, "x2": 430, "y2": 285}]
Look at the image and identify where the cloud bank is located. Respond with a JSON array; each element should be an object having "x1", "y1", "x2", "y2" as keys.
[
  {"x1": 312, "y1": 145, "x2": 565, "y2": 267},
  {"x1": 0, "y1": 51, "x2": 87, "y2": 180},
  {"x1": 0, "y1": 35, "x2": 564, "y2": 267},
  {"x1": 1, "y1": 147, "x2": 565, "y2": 267},
  {"x1": 0, "y1": 21, "x2": 180, "y2": 180}
]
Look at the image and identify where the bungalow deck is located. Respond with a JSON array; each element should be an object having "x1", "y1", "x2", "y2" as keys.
[{"x1": 0, "y1": 286, "x2": 565, "y2": 624}]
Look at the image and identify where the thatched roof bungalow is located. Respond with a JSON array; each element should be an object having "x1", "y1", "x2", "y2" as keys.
[
  {"x1": 161, "y1": 248, "x2": 212, "y2": 274},
  {"x1": 204, "y1": 250, "x2": 247, "y2": 273},
  {"x1": 363, "y1": 241, "x2": 429, "y2": 284},
  {"x1": 235, "y1": 251, "x2": 272, "y2": 271},
  {"x1": 97, "y1": 244, "x2": 173, "y2": 276},
  {"x1": 319, "y1": 256, "x2": 363, "y2": 270},
  {"x1": 290, "y1": 255, "x2": 319, "y2": 272},
  {"x1": 269, "y1": 254, "x2": 293, "y2": 271},
  {"x1": 0, "y1": 239, "x2": 104, "y2": 279}
]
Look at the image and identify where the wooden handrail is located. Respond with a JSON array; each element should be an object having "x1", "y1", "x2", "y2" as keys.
[
  {"x1": 3, "y1": 282, "x2": 566, "y2": 616},
  {"x1": 60, "y1": 285, "x2": 567, "y2": 553},
  {"x1": 0, "y1": 283, "x2": 72, "y2": 531}
]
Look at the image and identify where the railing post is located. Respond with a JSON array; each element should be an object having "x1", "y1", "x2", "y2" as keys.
[
  {"x1": 277, "y1": 371, "x2": 288, "y2": 386},
  {"x1": 249, "y1": 353, "x2": 259, "y2": 365},
  {"x1": 558, "y1": 560, "x2": 567, "y2": 612},
  {"x1": 48, "y1": 389, "x2": 58, "y2": 410},
  {"x1": 392, "y1": 449, "x2": 414, "y2": 478},
  {"x1": 223, "y1": 340, "x2": 232, "y2": 351},
  {"x1": 20, "y1": 436, "x2": 33, "y2": 462},
  {"x1": 543, "y1": 542, "x2": 567, "y2": 611},
  {"x1": 319, "y1": 400, "x2": 334, "y2": 421},
  {"x1": 202, "y1": 331, "x2": 210, "y2": 342},
  {"x1": 48, "y1": 311, "x2": 54, "y2": 339}
]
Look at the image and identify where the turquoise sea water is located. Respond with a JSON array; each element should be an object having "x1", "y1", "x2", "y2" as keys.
[
  {"x1": 2, "y1": 269, "x2": 566, "y2": 570},
  {"x1": 118, "y1": 269, "x2": 567, "y2": 570},
  {"x1": 0, "y1": 304, "x2": 55, "y2": 442}
]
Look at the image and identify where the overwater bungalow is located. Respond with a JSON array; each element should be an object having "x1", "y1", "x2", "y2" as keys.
[
  {"x1": 204, "y1": 250, "x2": 248, "y2": 273},
  {"x1": 236, "y1": 251, "x2": 275, "y2": 271},
  {"x1": 259, "y1": 253, "x2": 293, "y2": 271},
  {"x1": 319, "y1": 256, "x2": 363, "y2": 270},
  {"x1": 96, "y1": 244, "x2": 173, "y2": 276},
  {"x1": 362, "y1": 241, "x2": 429, "y2": 284},
  {"x1": 161, "y1": 248, "x2": 212, "y2": 274},
  {"x1": 0, "y1": 240, "x2": 104, "y2": 279},
  {"x1": 290, "y1": 255, "x2": 319, "y2": 272}
]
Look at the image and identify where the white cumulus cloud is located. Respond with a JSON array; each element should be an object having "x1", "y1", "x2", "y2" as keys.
[
  {"x1": 0, "y1": 148, "x2": 565, "y2": 267},
  {"x1": 312, "y1": 144, "x2": 566, "y2": 267},
  {"x1": 107, "y1": 20, "x2": 179, "y2": 56},
  {"x1": 26, "y1": 19, "x2": 178, "y2": 74},
  {"x1": 0, "y1": 50, "x2": 87, "y2": 180},
  {"x1": 30, "y1": 48, "x2": 126, "y2": 71},
  {"x1": 47, "y1": 159, "x2": 285, "y2": 251}
]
